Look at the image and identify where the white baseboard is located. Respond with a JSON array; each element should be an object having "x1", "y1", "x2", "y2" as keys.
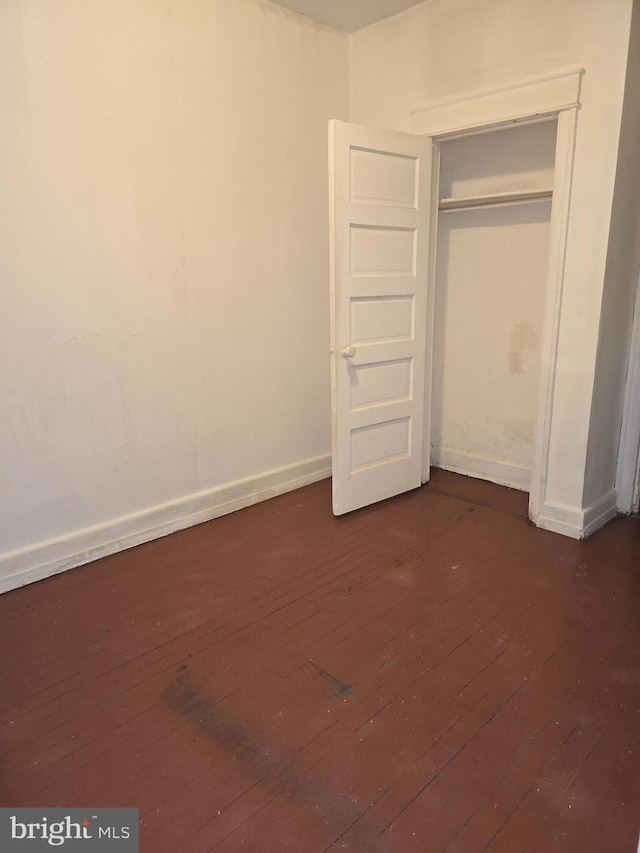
[
  {"x1": 432, "y1": 445, "x2": 531, "y2": 492},
  {"x1": 534, "y1": 489, "x2": 618, "y2": 539},
  {"x1": 0, "y1": 454, "x2": 332, "y2": 594}
]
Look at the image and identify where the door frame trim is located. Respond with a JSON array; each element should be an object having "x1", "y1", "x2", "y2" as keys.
[{"x1": 412, "y1": 69, "x2": 583, "y2": 526}]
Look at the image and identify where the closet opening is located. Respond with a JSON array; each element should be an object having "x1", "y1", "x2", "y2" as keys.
[{"x1": 429, "y1": 118, "x2": 558, "y2": 494}]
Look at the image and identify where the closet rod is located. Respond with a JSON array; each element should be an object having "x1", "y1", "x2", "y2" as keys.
[{"x1": 439, "y1": 188, "x2": 553, "y2": 213}]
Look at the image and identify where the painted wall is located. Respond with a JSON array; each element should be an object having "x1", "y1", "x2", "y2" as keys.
[
  {"x1": 432, "y1": 122, "x2": 555, "y2": 490},
  {"x1": 0, "y1": 0, "x2": 349, "y2": 589},
  {"x1": 351, "y1": 0, "x2": 634, "y2": 528},
  {"x1": 585, "y1": 0, "x2": 640, "y2": 508},
  {"x1": 433, "y1": 204, "x2": 552, "y2": 489}
]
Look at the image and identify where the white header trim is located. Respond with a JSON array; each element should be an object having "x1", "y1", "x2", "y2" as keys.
[{"x1": 412, "y1": 68, "x2": 584, "y2": 138}]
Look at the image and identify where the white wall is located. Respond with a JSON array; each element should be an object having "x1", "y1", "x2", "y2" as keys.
[
  {"x1": 586, "y1": 0, "x2": 640, "y2": 509},
  {"x1": 438, "y1": 121, "x2": 557, "y2": 201},
  {"x1": 2, "y1": 0, "x2": 636, "y2": 591},
  {"x1": 433, "y1": 204, "x2": 552, "y2": 489},
  {"x1": 432, "y1": 122, "x2": 555, "y2": 490},
  {"x1": 0, "y1": 0, "x2": 349, "y2": 590},
  {"x1": 351, "y1": 0, "x2": 634, "y2": 532}
]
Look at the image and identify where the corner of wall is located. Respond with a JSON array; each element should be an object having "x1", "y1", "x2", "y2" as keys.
[
  {"x1": 347, "y1": 31, "x2": 354, "y2": 122},
  {"x1": 584, "y1": 0, "x2": 640, "y2": 510}
]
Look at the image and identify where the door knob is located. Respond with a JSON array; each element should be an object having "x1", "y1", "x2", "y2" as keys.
[{"x1": 341, "y1": 346, "x2": 356, "y2": 359}]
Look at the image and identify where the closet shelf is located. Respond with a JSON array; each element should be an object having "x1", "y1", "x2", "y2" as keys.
[{"x1": 438, "y1": 188, "x2": 553, "y2": 212}]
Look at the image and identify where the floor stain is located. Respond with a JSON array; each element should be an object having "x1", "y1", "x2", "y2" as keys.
[
  {"x1": 163, "y1": 671, "x2": 386, "y2": 850},
  {"x1": 306, "y1": 659, "x2": 354, "y2": 697}
]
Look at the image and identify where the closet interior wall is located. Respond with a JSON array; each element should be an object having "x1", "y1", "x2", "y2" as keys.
[{"x1": 431, "y1": 120, "x2": 558, "y2": 491}]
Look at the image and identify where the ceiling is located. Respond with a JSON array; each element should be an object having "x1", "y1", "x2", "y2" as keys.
[{"x1": 269, "y1": 0, "x2": 427, "y2": 33}]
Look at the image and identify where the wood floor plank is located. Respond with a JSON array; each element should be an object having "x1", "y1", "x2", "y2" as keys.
[{"x1": 1, "y1": 470, "x2": 638, "y2": 852}]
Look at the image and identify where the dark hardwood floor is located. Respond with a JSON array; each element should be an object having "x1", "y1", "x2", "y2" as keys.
[{"x1": 1, "y1": 470, "x2": 639, "y2": 852}]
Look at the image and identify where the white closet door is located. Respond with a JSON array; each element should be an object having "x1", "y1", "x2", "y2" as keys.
[{"x1": 329, "y1": 120, "x2": 433, "y2": 516}]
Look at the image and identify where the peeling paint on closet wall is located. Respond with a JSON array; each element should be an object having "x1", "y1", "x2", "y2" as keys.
[{"x1": 509, "y1": 322, "x2": 539, "y2": 376}]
